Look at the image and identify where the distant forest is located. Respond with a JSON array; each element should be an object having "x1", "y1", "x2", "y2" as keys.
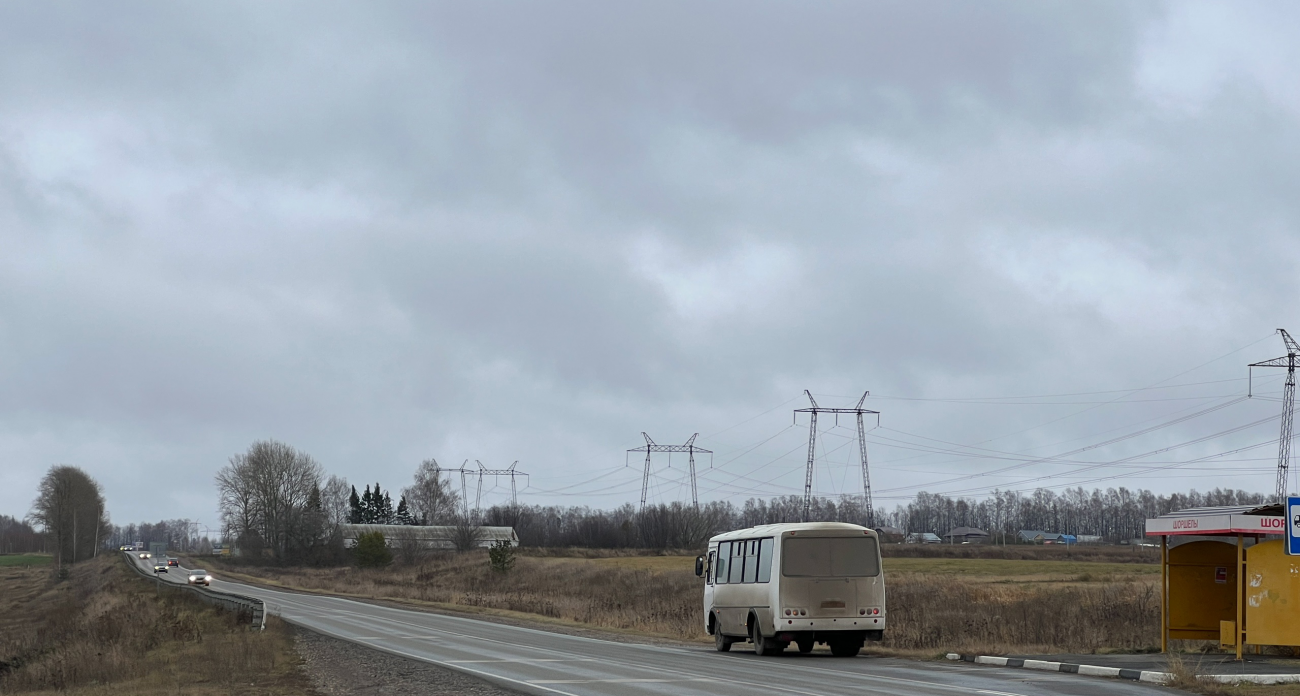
[{"x1": 482, "y1": 486, "x2": 1269, "y2": 549}]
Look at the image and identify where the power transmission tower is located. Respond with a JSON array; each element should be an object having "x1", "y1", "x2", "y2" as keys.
[
  {"x1": 794, "y1": 390, "x2": 880, "y2": 525},
  {"x1": 626, "y1": 433, "x2": 712, "y2": 511},
  {"x1": 1249, "y1": 328, "x2": 1300, "y2": 503},
  {"x1": 474, "y1": 460, "x2": 527, "y2": 511},
  {"x1": 439, "y1": 459, "x2": 528, "y2": 522}
]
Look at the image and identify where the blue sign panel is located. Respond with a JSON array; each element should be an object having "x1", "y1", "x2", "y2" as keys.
[{"x1": 1289, "y1": 496, "x2": 1300, "y2": 556}]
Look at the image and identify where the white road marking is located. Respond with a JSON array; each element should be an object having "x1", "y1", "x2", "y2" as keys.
[
  {"x1": 448, "y1": 659, "x2": 598, "y2": 664},
  {"x1": 532, "y1": 678, "x2": 712, "y2": 684}
]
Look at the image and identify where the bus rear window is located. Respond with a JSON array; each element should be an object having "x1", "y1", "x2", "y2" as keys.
[{"x1": 781, "y1": 537, "x2": 880, "y2": 577}]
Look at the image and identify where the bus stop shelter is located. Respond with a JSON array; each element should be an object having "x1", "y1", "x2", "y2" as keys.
[{"x1": 1145, "y1": 504, "x2": 1297, "y2": 659}]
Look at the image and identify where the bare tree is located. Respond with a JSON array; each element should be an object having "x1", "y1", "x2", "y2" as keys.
[
  {"x1": 389, "y1": 526, "x2": 426, "y2": 565},
  {"x1": 402, "y1": 459, "x2": 460, "y2": 525},
  {"x1": 320, "y1": 475, "x2": 351, "y2": 530},
  {"x1": 450, "y1": 514, "x2": 485, "y2": 551},
  {"x1": 215, "y1": 440, "x2": 323, "y2": 562},
  {"x1": 27, "y1": 465, "x2": 109, "y2": 565}
]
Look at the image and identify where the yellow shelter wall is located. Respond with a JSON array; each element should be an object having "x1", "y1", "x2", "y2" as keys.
[
  {"x1": 1245, "y1": 540, "x2": 1300, "y2": 647},
  {"x1": 1168, "y1": 540, "x2": 1236, "y2": 640}
]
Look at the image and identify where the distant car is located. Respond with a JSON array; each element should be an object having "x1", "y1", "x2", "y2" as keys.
[
  {"x1": 153, "y1": 561, "x2": 168, "y2": 573},
  {"x1": 138, "y1": 552, "x2": 152, "y2": 559},
  {"x1": 167, "y1": 558, "x2": 179, "y2": 567},
  {"x1": 187, "y1": 569, "x2": 212, "y2": 586}
]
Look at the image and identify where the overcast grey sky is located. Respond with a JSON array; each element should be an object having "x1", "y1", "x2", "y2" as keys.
[{"x1": 4, "y1": 2, "x2": 1300, "y2": 531}]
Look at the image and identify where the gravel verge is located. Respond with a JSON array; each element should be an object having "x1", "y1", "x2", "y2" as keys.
[{"x1": 294, "y1": 625, "x2": 518, "y2": 696}]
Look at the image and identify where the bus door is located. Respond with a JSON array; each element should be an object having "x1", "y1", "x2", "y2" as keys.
[{"x1": 703, "y1": 546, "x2": 716, "y2": 629}]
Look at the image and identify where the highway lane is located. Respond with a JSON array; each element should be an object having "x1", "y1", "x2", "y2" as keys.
[{"x1": 131, "y1": 554, "x2": 1181, "y2": 696}]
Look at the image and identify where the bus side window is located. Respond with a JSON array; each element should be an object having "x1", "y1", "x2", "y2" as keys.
[
  {"x1": 716, "y1": 542, "x2": 730, "y2": 584},
  {"x1": 757, "y1": 537, "x2": 773, "y2": 583},
  {"x1": 742, "y1": 540, "x2": 758, "y2": 583},
  {"x1": 729, "y1": 540, "x2": 744, "y2": 584},
  {"x1": 706, "y1": 551, "x2": 715, "y2": 585}
]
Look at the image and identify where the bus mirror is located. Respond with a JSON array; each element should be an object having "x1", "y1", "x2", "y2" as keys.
[{"x1": 694, "y1": 555, "x2": 705, "y2": 577}]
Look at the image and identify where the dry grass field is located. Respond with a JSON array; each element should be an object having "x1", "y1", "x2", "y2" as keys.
[
  {"x1": 0, "y1": 555, "x2": 315, "y2": 695},
  {"x1": 201, "y1": 546, "x2": 1162, "y2": 655},
  {"x1": 0, "y1": 555, "x2": 52, "y2": 568}
]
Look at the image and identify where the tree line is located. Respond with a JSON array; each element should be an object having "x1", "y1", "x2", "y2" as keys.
[
  {"x1": 479, "y1": 485, "x2": 1270, "y2": 549},
  {"x1": 0, "y1": 514, "x2": 44, "y2": 554},
  {"x1": 214, "y1": 441, "x2": 459, "y2": 563},
  {"x1": 208, "y1": 439, "x2": 1272, "y2": 560}
]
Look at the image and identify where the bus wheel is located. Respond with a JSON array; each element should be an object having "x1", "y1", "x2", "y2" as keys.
[
  {"x1": 797, "y1": 639, "x2": 814, "y2": 654},
  {"x1": 715, "y1": 629, "x2": 733, "y2": 652},
  {"x1": 751, "y1": 623, "x2": 768, "y2": 655},
  {"x1": 829, "y1": 639, "x2": 861, "y2": 657}
]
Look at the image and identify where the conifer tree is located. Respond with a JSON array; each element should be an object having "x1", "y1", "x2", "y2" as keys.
[
  {"x1": 396, "y1": 496, "x2": 413, "y2": 525},
  {"x1": 348, "y1": 485, "x2": 361, "y2": 524},
  {"x1": 361, "y1": 485, "x2": 374, "y2": 524},
  {"x1": 382, "y1": 491, "x2": 394, "y2": 524}
]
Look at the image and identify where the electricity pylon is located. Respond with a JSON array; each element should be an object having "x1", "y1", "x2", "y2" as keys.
[
  {"x1": 438, "y1": 459, "x2": 528, "y2": 522},
  {"x1": 627, "y1": 433, "x2": 712, "y2": 511},
  {"x1": 1249, "y1": 328, "x2": 1300, "y2": 503},
  {"x1": 794, "y1": 390, "x2": 880, "y2": 525}
]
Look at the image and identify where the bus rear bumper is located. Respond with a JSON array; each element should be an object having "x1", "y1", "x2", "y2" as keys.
[
  {"x1": 773, "y1": 617, "x2": 885, "y2": 633},
  {"x1": 775, "y1": 629, "x2": 885, "y2": 643}
]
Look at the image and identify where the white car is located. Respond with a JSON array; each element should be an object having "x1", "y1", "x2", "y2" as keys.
[{"x1": 187, "y1": 569, "x2": 212, "y2": 586}]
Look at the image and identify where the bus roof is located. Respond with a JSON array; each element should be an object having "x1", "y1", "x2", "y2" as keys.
[{"x1": 708, "y1": 522, "x2": 872, "y2": 543}]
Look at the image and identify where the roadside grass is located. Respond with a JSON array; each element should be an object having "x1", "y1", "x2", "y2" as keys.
[
  {"x1": 562, "y1": 554, "x2": 1158, "y2": 581},
  {"x1": 199, "y1": 550, "x2": 1162, "y2": 654},
  {"x1": 882, "y1": 543, "x2": 1160, "y2": 564},
  {"x1": 0, "y1": 555, "x2": 52, "y2": 568},
  {"x1": 0, "y1": 555, "x2": 314, "y2": 695}
]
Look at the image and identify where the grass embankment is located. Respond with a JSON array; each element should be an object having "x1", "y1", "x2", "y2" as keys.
[
  {"x1": 201, "y1": 546, "x2": 1161, "y2": 655},
  {"x1": 0, "y1": 555, "x2": 52, "y2": 568},
  {"x1": 0, "y1": 555, "x2": 315, "y2": 695}
]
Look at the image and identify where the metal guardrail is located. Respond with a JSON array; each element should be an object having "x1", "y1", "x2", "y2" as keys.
[{"x1": 121, "y1": 552, "x2": 266, "y2": 630}]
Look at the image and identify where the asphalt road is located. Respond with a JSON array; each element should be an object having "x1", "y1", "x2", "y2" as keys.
[{"x1": 131, "y1": 554, "x2": 1181, "y2": 696}]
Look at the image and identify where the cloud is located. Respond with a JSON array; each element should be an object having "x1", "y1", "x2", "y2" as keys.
[{"x1": 1, "y1": 2, "x2": 1298, "y2": 528}]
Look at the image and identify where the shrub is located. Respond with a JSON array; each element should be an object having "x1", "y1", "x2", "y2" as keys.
[
  {"x1": 488, "y1": 540, "x2": 515, "y2": 574},
  {"x1": 353, "y1": 532, "x2": 392, "y2": 568}
]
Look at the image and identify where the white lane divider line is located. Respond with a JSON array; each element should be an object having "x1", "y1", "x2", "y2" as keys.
[
  {"x1": 532, "y1": 678, "x2": 712, "y2": 684},
  {"x1": 448, "y1": 659, "x2": 598, "y2": 664}
]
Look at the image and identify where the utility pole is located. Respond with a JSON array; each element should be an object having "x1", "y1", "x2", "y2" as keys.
[
  {"x1": 794, "y1": 390, "x2": 880, "y2": 525},
  {"x1": 1249, "y1": 328, "x2": 1300, "y2": 503},
  {"x1": 626, "y1": 433, "x2": 712, "y2": 511}
]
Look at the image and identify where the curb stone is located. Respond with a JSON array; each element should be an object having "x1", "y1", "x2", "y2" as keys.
[{"x1": 944, "y1": 653, "x2": 1300, "y2": 685}]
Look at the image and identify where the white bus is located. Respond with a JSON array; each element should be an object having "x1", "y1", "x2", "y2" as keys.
[{"x1": 694, "y1": 522, "x2": 885, "y2": 656}]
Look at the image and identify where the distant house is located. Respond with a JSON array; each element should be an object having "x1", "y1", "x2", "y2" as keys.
[
  {"x1": 904, "y1": 532, "x2": 941, "y2": 544},
  {"x1": 942, "y1": 527, "x2": 990, "y2": 544},
  {"x1": 874, "y1": 526, "x2": 906, "y2": 543},
  {"x1": 1017, "y1": 530, "x2": 1063, "y2": 544},
  {"x1": 1075, "y1": 535, "x2": 1103, "y2": 544}
]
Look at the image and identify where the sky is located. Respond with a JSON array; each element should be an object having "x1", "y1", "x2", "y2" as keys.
[{"x1": 4, "y1": 2, "x2": 1300, "y2": 533}]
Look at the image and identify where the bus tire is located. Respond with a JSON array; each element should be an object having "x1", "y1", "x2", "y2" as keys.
[
  {"x1": 797, "y1": 638, "x2": 814, "y2": 653},
  {"x1": 751, "y1": 622, "x2": 768, "y2": 656},
  {"x1": 829, "y1": 638, "x2": 861, "y2": 657},
  {"x1": 715, "y1": 629, "x2": 733, "y2": 652}
]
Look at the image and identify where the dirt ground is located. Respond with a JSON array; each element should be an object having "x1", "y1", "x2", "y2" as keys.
[{"x1": 294, "y1": 627, "x2": 512, "y2": 696}]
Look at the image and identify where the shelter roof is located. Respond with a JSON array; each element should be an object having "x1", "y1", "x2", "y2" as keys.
[{"x1": 1155, "y1": 504, "x2": 1281, "y2": 518}]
